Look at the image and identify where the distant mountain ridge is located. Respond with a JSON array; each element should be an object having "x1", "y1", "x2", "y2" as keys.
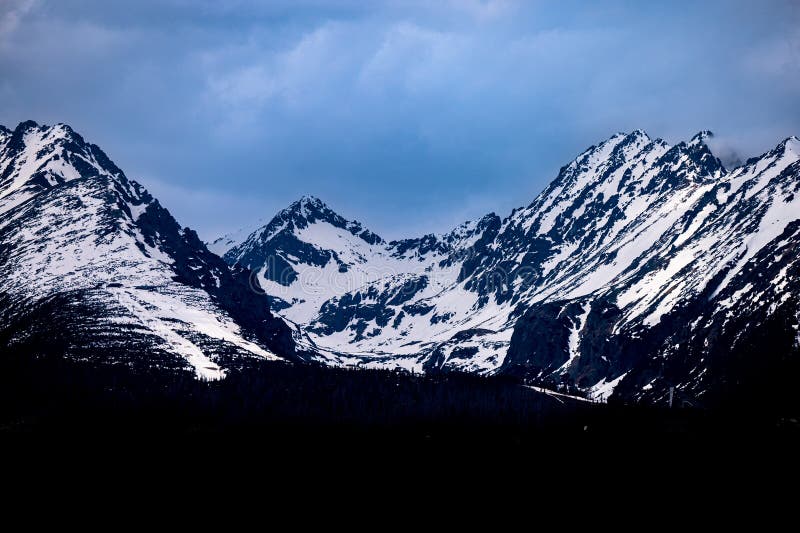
[{"x1": 215, "y1": 129, "x2": 800, "y2": 405}]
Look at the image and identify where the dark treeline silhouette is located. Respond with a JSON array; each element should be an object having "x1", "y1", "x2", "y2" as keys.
[
  {"x1": 3, "y1": 348, "x2": 794, "y2": 441},
  {"x1": 0, "y1": 350, "x2": 578, "y2": 436}
]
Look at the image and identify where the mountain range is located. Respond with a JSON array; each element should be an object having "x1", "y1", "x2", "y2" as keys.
[
  {"x1": 214, "y1": 129, "x2": 800, "y2": 406},
  {"x1": 2, "y1": 120, "x2": 798, "y2": 408}
]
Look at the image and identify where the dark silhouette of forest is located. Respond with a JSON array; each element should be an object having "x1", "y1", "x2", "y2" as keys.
[{"x1": 3, "y1": 349, "x2": 792, "y2": 441}]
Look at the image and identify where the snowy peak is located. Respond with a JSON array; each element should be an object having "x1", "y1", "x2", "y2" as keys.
[
  {"x1": 244, "y1": 195, "x2": 385, "y2": 250},
  {"x1": 285, "y1": 195, "x2": 328, "y2": 220},
  {"x1": 279, "y1": 195, "x2": 384, "y2": 245},
  {"x1": 642, "y1": 135, "x2": 724, "y2": 194},
  {"x1": 0, "y1": 120, "x2": 124, "y2": 214},
  {"x1": 755, "y1": 136, "x2": 800, "y2": 169},
  {"x1": 221, "y1": 195, "x2": 395, "y2": 319},
  {"x1": 726, "y1": 135, "x2": 800, "y2": 196},
  {"x1": 292, "y1": 194, "x2": 326, "y2": 214},
  {"x1": 505, "y1": 129, "x2": 669, "y2": 241},
  {"x1": 586, "y1": 129, "x2": 651, "y2": 154},
  {"x1": 778, "y1": 136, "x2": 800, "y2": 160},
  {"x1": 552, "y1": 130, "x2": 657, "y2": 193},
  {"x1": 687, "y1": 130, "x2": 724, "y2": 172},
  {"x1": 755, "y1": 136, "x2": 800, "y2": 166}
]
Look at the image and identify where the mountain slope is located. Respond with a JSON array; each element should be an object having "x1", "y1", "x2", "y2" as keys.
[{"x1": 0, "y1": 121, "x2": 302, "y2": 379}]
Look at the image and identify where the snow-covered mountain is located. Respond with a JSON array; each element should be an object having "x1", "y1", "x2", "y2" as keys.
[
  {"x1": 4, "y1": 119, "x2": 795, "y2": 406},
  {"x1": 216, "y1": 195, "x2": 500, "y2": 371},
  {"x1": 503, "y1": 132, "x2": 800, "y2": 404},
  {"x1": 0, "y1": 121, "x2": 304, "y2": 380},
  {"x1": 216, "y1": 130, "x2": 800, "y2": 405}
]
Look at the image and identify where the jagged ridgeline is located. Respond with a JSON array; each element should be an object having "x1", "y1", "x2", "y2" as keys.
[{"x1": 213, "y1": 131, "x2": 800, "y2": 407}]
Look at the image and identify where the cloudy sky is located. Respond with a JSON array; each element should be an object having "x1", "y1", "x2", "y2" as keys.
[{"x1": 1, "y1": 1, "x2": 799, "y2": 239}]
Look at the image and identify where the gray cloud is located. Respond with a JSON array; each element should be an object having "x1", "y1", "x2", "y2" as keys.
[{"x1": 1, "y1": 0, "x2": 798, "y2": 239}]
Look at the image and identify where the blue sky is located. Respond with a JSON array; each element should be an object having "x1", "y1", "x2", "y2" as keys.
[{"x1": 1, "y1": 1, "x2": 799, "y2": 239}]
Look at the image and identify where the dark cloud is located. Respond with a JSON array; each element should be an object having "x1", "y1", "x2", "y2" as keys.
[{"x1": 1, "y1": 0, "x2": 799, "y2": 239}]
